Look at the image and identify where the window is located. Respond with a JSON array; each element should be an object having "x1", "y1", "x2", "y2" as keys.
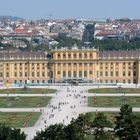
[
  {"x1": 32, "y1": 72, "x2": 34, "y2": 77},
  {"x1": 42, "y1": 80, "x2": 45, "y2": 83},
  {"x1": 58, "y1": 53, "x2": 60, "y2": 58},
  {"x1": 0, "y1": 72, "x2": 2, "y2": 77},
  {"x1": 123, "y1": 72, "x2": 125, "y2": 77},
  {"x1": 32, "y1": 80, "x2": 34, "y2": 83},
  {"x1": 74, "y1": 54, "x2": 76, "y2": 58},
  {"x1": 68, "y1": 54, "x2": 71, "y2": 58},
  {"x1": 20, "y1": 80, "x2": 22, "y2": 83},
  {"x1": 128, "y1": 71, "x2": 131, "y2": 76},
  {"x1": 68, "y1": 71, "x2": 71, "y2": 77},
  {"x1": 20, "y1": 72, "x2": 22, "y2": 77},
  {"x1": 100, "y1": 80, "x2": 102, "y2": 83},
  {"x1": 37, "y1": 80, "x2": 39, "y2": 83},
  {"x1": 63, "y1": 54, "x2": 66, "y2": 58},
  {"x1": 25, "y1": 72, "x2": 27, "y2": 77},
  {"x1": 84, "y1": 53, "x2": 87, "y2": 59},
  {"x1": 128, "y1": 79, "x2": 131, "y2": 84},
  {"x1": 110, "y1": 71, "x2": 113, "y2": 76},
  {"x1": 63, "y1": 63, "x2": 66, "y2": 66},
  {"x1": 116, "y1": 71, "x2": 119, "y2": 76},
  {"x1": 73, "y1": 71, "x2": 76, "y2": 77},
  {"x1": 123, "y1": 79, "x2": 125, "y2": 83},
  {"x1": 133, "y1": 71, "x2": 136, "y2": 77},
  {"x1": 58, "y1": 71, "x2": 60, "y2": 75},
  {"x1": 100, "y1": 72, "x2": 103, "y2": 77},
  {"x1": 74, "y1": 63, "x2": 77, "y2": 66},
  {"x1": 111, "y1": 79, "x2": 113, "y2": 83},
  {"x1": 37, "y1": 72, "x2": 40, "y2": 77},
  {"x1": 79, "y1": 71, "x2": 82, "y2": 77},
  {"x1": 63, "y1": 71, "x2": 66, "y2": 77},
  {"x1": 79, "y1": 53, "x2": 82, "y2": 58},
  {"x1": 105, "y1": 79, "x2": 108, "y2": 83},
  {"x1": 105, "y1": 71, "x2": 108, "y2": 76},
  {"x1": 68, "y1": 63, "x2": 71, "y2": 66},
  {"x1": 79, "y1": 63, "x2": 82, "y2": 66},
  {"x1": 89, "y1": 71, "x2": 92, "y2": 75},
  {"x1": 42, "y1": 72, "x2": 45, "y2": 77},
  {"x1": 84, "y1": 63, "x2": 87, "y2": 66},
  {"x1": 90, "y1": 63, "x2": 92, "y2": 66},
  {"x1": 6, "y1": 72, "x2": 9, "y2": 77},
  {"x1": 90, "y1": 53, "x2": 92, "y2": 59},
  {"x1": 116, "y1": 80, "x2": 118, "y2": 83},
  {"x1": 15, "y1": 80, "x2": 17, "y2": 84},
  {"x1": 97, "y1": 71, "x2": 99, "y2": 78},
  {"x1": 14, "y1": 72, "x2": 17, "y2": 77},
  {"x1": 84, "y1": 71, "x2": 87, "y2": 77}
]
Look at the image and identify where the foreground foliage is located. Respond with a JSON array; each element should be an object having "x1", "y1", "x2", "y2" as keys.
[
  {"x1": 0, "y1": 124, "x2": 26, "y2": 140},
  {"x1": 33, "y1": 104, "x2": 140, "y2": 140}
]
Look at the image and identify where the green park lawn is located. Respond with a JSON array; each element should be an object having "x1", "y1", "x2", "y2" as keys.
[
  {"x1": 0, "y1": 112, "x2": 41, "y2": 128},
  {"x1": 0, "y1": 97, "x2": 51, "y2": 108},
  {"x1": 88, "y1": 96, "x2": 140, "y2": 107},
  {"x1": 0, "y1": 88, "x2": 56, "y2": 94},
  {"x1": 88, "y1": 88, "x2": 140, "y2": 93}
]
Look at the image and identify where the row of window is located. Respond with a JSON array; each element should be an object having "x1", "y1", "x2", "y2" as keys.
[
  {"x1": 57, "y1": 63, "x2": 93, "y2": 67},
  {"x1": 14, "y1": 80, "x2": 46, "y2": 84},
  {"x1": 99, "y1": 62, "x2": 133, "y2": 66},
  {"x1": 0, "y1": 72, "x2": 46, "y2": 77},
  {"x1": 57, "y1": 53, "x2": 93, "y2": 59},
  {"x1": 1, "y1": 63, "x2": 46, "y2": 67},
  {"x1": 97, "y1": 71, "x2": 136, "y2": 77},
  {"x1": 100, "y1": 79, "x2": 136, "y2": 84},
  {"x1": 57, "y1": 71, "x2": 93, "y2": 77}
]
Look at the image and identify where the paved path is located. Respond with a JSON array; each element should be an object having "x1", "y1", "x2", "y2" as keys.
[
  {"x1": 21, "y1": 86, "x2": 88, "y2": 140},
  {"x1": 0, "y1": 94, "x2": 55, "y2": 97}
]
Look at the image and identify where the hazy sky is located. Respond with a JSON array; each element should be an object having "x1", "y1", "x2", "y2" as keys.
[{"x1": 0, "y1": 0, "x2": 139, "y2": 20}]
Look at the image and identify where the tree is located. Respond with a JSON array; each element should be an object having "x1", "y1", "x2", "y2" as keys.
[
  {"x1": 82, "y1": 24, "x2": 95, "y2": 42},
  {"x1": 33, "y1": 124, "x2": 66, "y2": 140},
  {"x1": 114, "y1": 104, "x2": 138, "y2": 140},
  {"x1": 92, "y1": 113, "x2": 114, "y2": 140},
  {"x1": 64, "y1": 121, "x2": 85, "y2": 140},
  {"x1": 72, "y1": 113, "x2": 92, "y2": 134},
  {"x1": 0, "y1": 124, "x2": 26, "y2": 140}
]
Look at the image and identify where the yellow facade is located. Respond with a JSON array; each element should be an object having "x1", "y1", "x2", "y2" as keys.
[{"x1": 0, "y1": 49, "x2": 139, "y2": 85}]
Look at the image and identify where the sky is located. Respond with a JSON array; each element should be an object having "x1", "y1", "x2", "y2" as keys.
[{"x1": 0, "y1": 0, "x2": 140, "y2": 20}]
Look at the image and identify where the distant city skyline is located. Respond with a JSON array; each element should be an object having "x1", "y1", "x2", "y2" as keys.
[{"x1": 0, "y1": 0, "x2": 140, "y2": 20}]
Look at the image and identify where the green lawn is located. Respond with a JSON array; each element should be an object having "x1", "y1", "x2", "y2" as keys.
[
  {"x1": 88, "y1": 96, "x2": 140, "y2": 107},
  {"x1": 0, "y1": 112, "x2": 41, "y2": 128},
  {"x1": 0, "y1": 97, "x2": 51, "y2": 108},
  {"x1": 0, "y1": 88, "x2": 56, "y2": 94},
  {"x1": 88, "y1": 88, "x2": 140, "y2": 93}
]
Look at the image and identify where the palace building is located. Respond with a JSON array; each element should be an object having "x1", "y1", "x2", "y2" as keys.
[{"x1": 0, "y1": 46, "x2": 140, "y2": 85}]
